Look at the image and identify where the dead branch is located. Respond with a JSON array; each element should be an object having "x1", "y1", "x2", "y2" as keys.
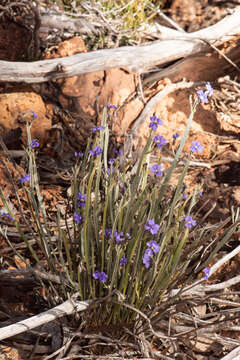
[
  {"x1": 0, "y1": 294, "x2": 91, "y2": 341},
  {"x1": 0, "y1": 9, "x2": 240, "y2": 83}
]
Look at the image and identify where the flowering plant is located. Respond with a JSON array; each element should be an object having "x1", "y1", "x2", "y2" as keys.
[{"x1": 0, "y1": 84, "x2": 239, "y2": 338}]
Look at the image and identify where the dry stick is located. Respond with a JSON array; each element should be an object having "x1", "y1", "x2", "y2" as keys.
[
  {"x1": 221, "y1": 346, "x2": 240, "y2": 360},
  {"x1": 0, "y1": 295, "x2": 91, "y2": 341},
  {"x1": 1, "y1": 9, "x2": 240, "y2": 83}
]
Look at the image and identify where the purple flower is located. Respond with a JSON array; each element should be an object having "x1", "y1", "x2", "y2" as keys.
[
  {"x1": 0, "y1": 212, "x2": 13, "y2": 221},
  {"x1": 154, "y1": 135, "x2": 167, "y2": 148},
  {"x1": 203, "y1": 267, "x2": 210, "y2": 280},
  {"x1": 184, "y1": 216, "x2": 197, "y2": 229},
  {"x1": 205, "y1": 82, "x2": 213, "y2": 97},
  {"x1": 105, "y1": 228, "x2": 112, "y2": 238},
  {"x1": 113, "y1": 148, "x2": 123, "y2": 156},
  {"x1": 107, "y1": 167, "x2": 114, "y2": 175},
  {"x1": 145, "y1": 219, "x2": 160, "y2": 235},
  {"x1": 89, "y1": 146, "x2": 103, "y2": 156},
  {"x1": 147, "y1": 240, "x2": 160, "y2": 254},
  {"x1": 114, "y1": 231, "x2": 124, "y2": 244},
  {"x1": 120, "y1": 256, "x2": 128, "y2": 266},
  {"x1": 75, "y1": 151, "x2": 83, "y2": 158},
  {"x1": 150, "y1": 164, "x2": 163, "y2": 176},
  {"x1": 30, "y1": 140, "x2": 39, "y2": 149},
  {"x1": 17, "y1": 174, "x2": 30, "y2": 184},
  {"x1": 190, "y1": 141, "x2": 203, "y2": 154},
  {"x1": 29, "y1": 110, "x2": 38, "y2": 118},
  {"x1": 198, "y1": 191, "x2": 203, "y2": 198},
  {"x1": 107, "y1": 104, "x2": 117, "y2": 110},
  {"x1": 108, "y1": 158, "x2": 115, "y2": 165},
  {"x1": 77, "y1": 193, "x2": 86, "y2": 208},
  {"x1": 172, "y1": 133, "x2": 180, "y2": 140},
  {"x1": 74, "y1": 212, "x2": 84, "y2": 225},
  {"x1": 92, "y1": 126, "x2": 105, "y2": 132},
  {"x1": 197, "y1": 89, "x2": 208, "y2": 104},
  {"x1": 93, "y1": 270, "x2": 108, "y2": 283},
  {"x1": 143, "y1": 248, "x2": 153, "y2": 269},
  {"x1": 183, "y1": 193, "x2": 187, "y2": 200},
  {"x1": 149, "y1": 115, "x2": 163, "y2": 131}
]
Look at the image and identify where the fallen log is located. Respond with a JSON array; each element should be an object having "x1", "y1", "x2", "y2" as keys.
[{"x1": 0, "y1": 9, "x2": 240, "y2": 83}]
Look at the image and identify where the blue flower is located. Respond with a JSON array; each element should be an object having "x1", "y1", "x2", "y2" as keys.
[
  {"x1": 205, "y1": 82, "x2": 213, "y2": 97},
  {"x1": 150, "y1": 164, "x2": 163, "y2": 176},
  {"x1": 126, "y1": 232, "x2": 131, "y2": 240},
  {"x1": 184, "y1": 216, "x2": 196, "y2": 229},
  {"x1": 172, "y1": 133, "x2": 180, "y2": 140},
  {"x1": 113, "y1": 148, "x2": 123, "y2": 156},
  {"x1": 143, "y1": 248, "x2": 153, "y2": 269},
  {"x1": 30, "y1": 140, "x2": 39, "y2": 149},
  {"x1": 197, "y1": 89, "x2": 208, "y2": 104},
  {"x1": 154, "y1": 135, "x2": 167, "y2": 148},
  {"x1": 149, "y1": 115, "x2": 163, "y2": 131},
  {"x1": 190, "y1": 141, "x2": 203, "y2": 154},
  {"x1": 17, "y1": 174, "x2": 30, "y2": 184},
  {"x1": 107, "y1": 104, "x2": 117, "y2": 110},
  {"x1": 93, "y1": 270, "x2": 108, "y2": 282},
  {"x1": 198, "y1": 191, "x2": 203, "y2": 198},
  {"x1": 92, "y1": 126, "x2": 105, "y2": 132},
  {"x1": 146, "y1": 240, "x2": 160, "y2": 254},
  {"x1": 107, "y1": 167, "x2": 114, "y2": 175},
  {"x1": 108, "y1": 158, "x2": 115, "y2": 165},
  {"x1": 77, "y1": 193, "x2": 86, "y2": 208},
  {"x1": 120, "y1": 256, "x2": 128, "y2": 266},
  {"x1": 114, "y1": 231, "x2": 124, "y2": 244},
  {"x1": 29, "y1": 110, "x2": 38, "y2": 119},
  {"x1": 74, "y1": 212, "x2": 84, "y2": 225},
  {"x1": 0, "y1": 212, "x2": 13, "y2": 221},
  {"x1": 105, "y1": 228, "x2": 112, "y2": 238},
  {"x1": 145, "y1": 219, "x2": 160, "y2": 235},
  {"x1": 89, "y1": 146, "x2": 103, "y2": 156},
  {"x1": 75, "y1": 151, "x2": 83, "y2": 158},
  {"x1": 203, "y1": 267, "x2": 210, "y2": 280}
]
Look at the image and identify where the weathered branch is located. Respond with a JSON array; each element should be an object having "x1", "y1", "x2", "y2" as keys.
[
  {"x1": 0, "y1": 9, "x2": 240, "y2": 83},
  {"x1": 0, "y1": 294, "x2": 91, "y2": 341}
]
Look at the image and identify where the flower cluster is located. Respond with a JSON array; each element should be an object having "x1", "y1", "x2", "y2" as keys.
[
  {"x1": 120, "y1": 255, "x2": 128, "y2": 266},
  {"x1": 107, "y1": 104, "x2": 117, "y2": 110},
  {"x1": 105, "y1": 228, "x2": 112, "y2": 238},
  {"x1": 197, "y1": 82, "x2": 213, "y2": 104},
  {"x1": 114, "y1": 231, "x2": 124, "y2": 244},
  {"x1": 0, "y1": 212, "x2": 13, "y2": 221},
  {"x1": 89, "y1": 146, "x2": 103, "y2": 156},
  {"x1": 74, "y1": 212, "x2": 84, "y2": 225},
  {"x1": 145, "y1": 219, "x2": 160, "y2": 235},
  {"x1": 75, "y1": 151, "x2": 83, "y2": 158},
  {"x1": 93, "y1": 270, "x2": 108, "y2": 282},
  {"x1": 184, "y1": 216, "x2": 196, "y2": 229},
  {"x1": 190, "y1": 141, "x2": 203, "y2": 154},
  {"x1": 149, "y1": 115, "x2": 163, "y2": 131},
  {"x1": 150, "y1": 164, "x2": 163, "y2": 177},
  {"x1": 92, "y1": 126, "x2": 105, "y2": 133},
  {"x1": 172, "y1": 133, "x2": 180, "y2": 140},
  {"x1": 143, "y1": 240, "x2": 160, "y2": 269},
  {"x1": 203, "y1": 267, "x2": 210, "y2": 280},
  {"x1": 29, "y1": 110, "x2": 38, "y2": 119},
  {"x1": 30, "y1": 140, "x2": 39, "y2": 149},
  {"x1": 17, "y1": 174, "x2": 30, "y2": 185},
  {"x1": 77, "y1": 193, "x2": 86, "y2": 208},
  {"x1": 154, "y1": 135, "x2": 167, "y2": 148}
]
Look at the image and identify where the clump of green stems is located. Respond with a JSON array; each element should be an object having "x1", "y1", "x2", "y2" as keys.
[{"x1": 0, "y1": 94, "x2": 239, "y2": 329}]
